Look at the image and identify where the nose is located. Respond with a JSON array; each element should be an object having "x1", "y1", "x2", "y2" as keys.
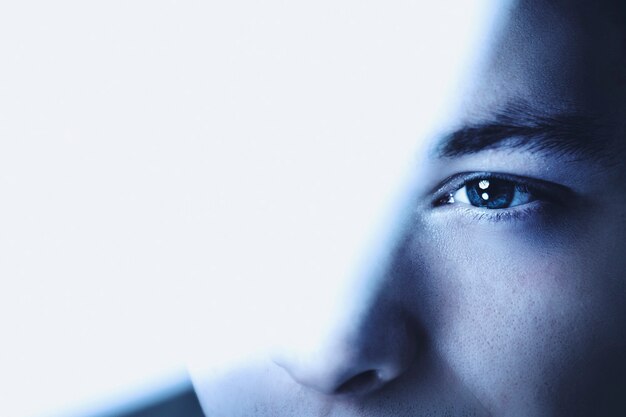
[{"x1": 274, "y1": 283, "x2": 418, "y2": 397}]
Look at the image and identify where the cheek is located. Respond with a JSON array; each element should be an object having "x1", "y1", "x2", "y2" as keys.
[{"x1": 409, "y1": 223, "x2": 626, "y2": 412}]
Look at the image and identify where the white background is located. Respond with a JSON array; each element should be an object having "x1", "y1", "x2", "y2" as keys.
[{"x1": 0, "y1": 2, "x2": 501, "y2": 416}]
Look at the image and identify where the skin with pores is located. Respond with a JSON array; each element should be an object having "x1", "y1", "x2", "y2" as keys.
[{"x1": 193, "y1": 1, "x2": 626, "y2": 415}]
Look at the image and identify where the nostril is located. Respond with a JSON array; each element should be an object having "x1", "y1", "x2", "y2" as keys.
[{"x1": 334, "y1": 370, "x2": 381, "y2": 396}]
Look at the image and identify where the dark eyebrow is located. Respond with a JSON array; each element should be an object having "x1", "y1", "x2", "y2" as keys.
[{"x1": 435, "y1": 102, "x2": 614, "y2": 162}]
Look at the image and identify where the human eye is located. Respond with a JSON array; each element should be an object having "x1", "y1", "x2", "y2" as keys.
[{"x1": 431, "y1": 172, "x2": 573, "y2": 223}]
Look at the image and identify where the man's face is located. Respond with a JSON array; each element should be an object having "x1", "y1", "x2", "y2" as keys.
[{"x1": 193, "y1": 1, "x2": 626, "y2": 415}]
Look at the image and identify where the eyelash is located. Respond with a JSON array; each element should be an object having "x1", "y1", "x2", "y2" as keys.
[{"x1": 431, "y1": 172, "x2": 566, "y2": 224}]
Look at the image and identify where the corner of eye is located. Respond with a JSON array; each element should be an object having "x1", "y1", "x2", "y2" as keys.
[{"x1": 432, "y1": 193, "x2": 453, "y2": 207}]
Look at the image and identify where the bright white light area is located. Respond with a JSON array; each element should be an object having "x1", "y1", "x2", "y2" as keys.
[
  {"x1": 0, "y1": 1, "x2": 510, "y2": 417},
  {"x1": 0, "y1": 2, "x2": 213, "y2": 416},
  {"x1": 186, "y1": 0, "x2": 510, "y2": 380}
]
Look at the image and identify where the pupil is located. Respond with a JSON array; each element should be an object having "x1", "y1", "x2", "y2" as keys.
[{"x1": 466, "y1": 179, "x2": 515, "y2": 209}]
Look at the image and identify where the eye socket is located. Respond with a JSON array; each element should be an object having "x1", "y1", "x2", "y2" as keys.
[
  {"x1": 448, "y1": 178, "x2": 535, "y2": 209},
  {"x1": 431, "y1": 172, "x2": 575, "y2": 223}
]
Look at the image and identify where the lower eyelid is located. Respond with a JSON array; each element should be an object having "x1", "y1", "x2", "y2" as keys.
[{"x1": 434, "y1": 200, "x2": 546, "y2": 225}]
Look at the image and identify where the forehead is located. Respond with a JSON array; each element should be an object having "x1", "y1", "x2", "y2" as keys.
[{"x1": 458, "y1": 0, "x2": 626, "y2": 120}]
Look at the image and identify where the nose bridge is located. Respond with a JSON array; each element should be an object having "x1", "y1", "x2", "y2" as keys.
[{"x1": 272, "y1": 173, "x2": 426, "y2": 396}]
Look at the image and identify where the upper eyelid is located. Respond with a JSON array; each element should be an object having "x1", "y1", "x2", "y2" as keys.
[{"x1": 429, "y1": 172, "x2": 575, "y2": 207}]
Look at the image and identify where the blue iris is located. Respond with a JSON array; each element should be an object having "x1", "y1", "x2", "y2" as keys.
[{"x1": 465, "y1": 179, "x2": 515, "y2": 209}]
